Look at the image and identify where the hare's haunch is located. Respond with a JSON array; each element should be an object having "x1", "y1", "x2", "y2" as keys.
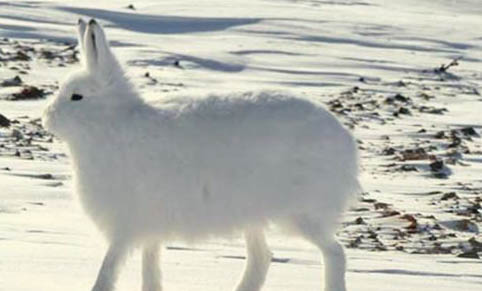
[{"x1": 42, "y1": 19, "x2": 360, "y2": 291}]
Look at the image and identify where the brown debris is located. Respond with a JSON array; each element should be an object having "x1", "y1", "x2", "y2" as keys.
[{"x1": 397, "y1": 148, "x2": 434, "y2": 161}]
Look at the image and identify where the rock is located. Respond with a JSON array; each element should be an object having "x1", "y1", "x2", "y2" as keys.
[
  {"x1": 430, "y1": 160, "x2": 444, "y2": 172},
  {"x1": 126, "y1": 4, "x2": 135, "y2": 10},
  {"x1": 1, "y1": 75, "x2": 22, "y2": 87},
  {"x1": 397, "y1": 148, "x2": 432, "y2": 161},
  {"x1": 355, "y1": 217, "x2": 365, "y2": 225},
  {"x1": 37, "y1": 173, "x2": 54, "y2": 180},
  {"x1": 382, "y1": 147, "x2": 396, "y2": 155},
  {"x1": 468, "y1": 237, "x2": 482, "y2": 251},
  {"x1": 10, "y1": 86, "x2": 45, "y2": 100},
  {"x1": 447, "y1": 136, "x2": 462, "y2": 148},
  {"x1": 401, "y1": 214, "x2": 417, "y2": 223},
  {"x1": 394, "y1": 107, "x2": 411, "y2": 117},
  {"x1": 14, "y1": 50, "x2": 30, "y2": 61},
  {"x1": 361, "y1": 198, "x2": 377, "y2": 203},
  {"x1": 457, "y1": 250, "x2": 480, "y2": 259},
  {"x1": 394, "y1": 93, "x2": 410, "y2": 103},
  {"x1": 441, "y1": 192, "x2": 458, "y2": 201},
  {"x1": 348, "y1": 236, "x2": 362, "y2": 248},
  {"x1": 434, "y1": 131, "x2": 446, "y2": 139},
  {"x1": 399, "y1": 165, "x2": 418, "y2": 172},
  {"x1": 455, "y1": 220, "x2": 479, "y2": 233},
  {"x1": 381, "y1": 210, "x2": 400, "y2": 217},
  {"x1": 460, "y1": 127, "x2": 478, "y2": 136},
  {"x1": 40, "y1": 50, "x2": 56, "y2": 60},
  {"x1": 419, "y1": 106, "x2": 448, "y2": 114},
  {"x1": 173, "y1": 59, "x2": 183, "y2": 68},
  {"x1": 374, "y1": 202, "x2": 391, "y2": 210},
  {"x1": 0, "y1": 113, "x2": 10, "y2": 127}
]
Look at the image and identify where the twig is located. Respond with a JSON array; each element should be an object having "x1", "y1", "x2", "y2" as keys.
[{"x1": 434, "y1": 57, "x2": 462, "y2": 74}]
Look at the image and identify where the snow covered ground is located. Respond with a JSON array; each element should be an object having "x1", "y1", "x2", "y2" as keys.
[{"x1": 1, "y1": 0, "x2": 481, "y2": 290}]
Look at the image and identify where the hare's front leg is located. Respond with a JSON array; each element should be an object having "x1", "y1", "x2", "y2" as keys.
[
  {"x1": 92, "y1": 241, "x2": 128, "y2": 291},
  {"x1": 235, "y1": 228, "x2": 272, "y2": 291},
  {"x1": 142, "y1": 241, "x2": 162, "y2": 291}
]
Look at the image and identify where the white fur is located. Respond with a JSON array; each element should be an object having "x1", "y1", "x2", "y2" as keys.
[{"x1": 42, "y1": 19, "x2": 360, "y2": 291}]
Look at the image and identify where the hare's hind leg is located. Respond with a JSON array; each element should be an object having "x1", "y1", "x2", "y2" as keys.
[
  {"x1": 235, "y1": 228, "x2": 272, "y2": 291},
  {"x1": 92, "y1": 241, "x2": 128, "y2": 291},
  {"x1": 289, "y1": 215, "x2": 346, "y2": 291},
  {"x1": 142, "y1": 241, "x2": 161, "y2": 291}
]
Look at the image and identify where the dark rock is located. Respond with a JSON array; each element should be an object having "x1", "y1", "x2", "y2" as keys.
[
  {"x1": 361, "y1": 198, "x2": 377, "y2": 203},
  {"x1": 355, "y1": 217, "x2": 365, "y2": 225},
  {"x1": 0, "y1": 113, "x2": 10, "y2": 127},
  {"x1": 435, "y1": 131, "x2": 446, "y2": 139},
  {"x1": 10, "y1": 86, "x2": 45, "y2": 100},
  {"x1": 37, "y1": 173, "x2": 54, "y2": 180},
  {"x1": 367, "y1": 230, "x2": 378, "y2": 239},
  {"x1": 430, "y1": 160, "x2": 444, "y2": 172},
  {"x1": 15, "y1": 50, "x2": 30, "y2": 61},
  {"x1": 455, "y1": 220, "x2": 478, "y2": 232},
  {"x1": 1, "y1": 75, "x2": 22, "y2": 87},
  {"x1": 394, "y1": 93, "x2": 410, "y2": 103},
  {"x1": 374, "y1": 202, "x2": 390, "y2": 210},
  {"x1": 381, "y1": 210, "x2": 400, "y2": 217},
  {"x1": 447, "y1": 136, "x2": 462, "y2": 148},
  {"x1": 401, "y1": 214, "x2": 417, "y2": 223},
  {"x1": 419, "y1": 106, "x2": 448, "y2": 114},
  {"x1": 396, "y1": 107, "x2": 411, "y2": 115},
  {"x1": 398, "y1": 148, "x2": 432, "y2": 161},
  {"x1": 468, "y1": 237, "x2": 482, "y2": 251},
  {"x1": 173, "y1": 59, "x2": 183, "y2": 68},
  {"x1": 441, "y1": 192, "x2": 458, "y2": 201},
  {"x1": 40, "y1": 50, "x2": 56, "y2": 60},
  {"x1": 400, "y1": 165, "x2": 418, "y2": 172},
  {"x1": 460, "y1": 127, "x2": 478, "y2": 136},
  {"x1": 457, "y1": 250, "x2": 480, "y2": 259},
  {"x1": 348, "y1": 236, "x2": 362, "y2": 248},
  {"x1": 382, "y1": 147, "x2": 396, "y2": 155}
]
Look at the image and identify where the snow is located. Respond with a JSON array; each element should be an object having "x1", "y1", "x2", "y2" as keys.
[{"x1": 1, "y1": 0, "x2": 481, "y2": 290}]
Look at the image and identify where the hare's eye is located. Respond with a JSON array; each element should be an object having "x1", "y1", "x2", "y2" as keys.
[{"x1": 71, "y1": 94, "x2": 83, "y2": 101}]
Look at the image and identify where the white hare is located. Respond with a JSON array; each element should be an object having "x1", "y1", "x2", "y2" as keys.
[{"x1": 42, "y1": 19, "x2": 360, "y2": 291}]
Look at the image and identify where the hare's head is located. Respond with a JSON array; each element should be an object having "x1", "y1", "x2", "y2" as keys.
[{"x1": 43, "y1": 19, "x2": 136, "y2": 140}]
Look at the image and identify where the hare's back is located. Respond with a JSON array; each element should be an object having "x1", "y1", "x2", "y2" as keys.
[{"x1": 157, "y1": 92, "x2": 358, "y2": 214}]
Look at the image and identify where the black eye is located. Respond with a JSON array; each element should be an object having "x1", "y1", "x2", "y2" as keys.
[{"x1": 71, "y1": 93, "x2": 83, "y2": 101}]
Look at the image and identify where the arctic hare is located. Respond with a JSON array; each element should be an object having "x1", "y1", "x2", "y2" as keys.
[{"x1": 42, "y1": 19, "x2": 360, "y2": 291}]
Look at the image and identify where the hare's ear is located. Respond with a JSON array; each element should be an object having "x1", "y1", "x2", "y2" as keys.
[
  {"x1": 84, "y1": 19, "x2": 120, "y2": 76},
  {"x1": 77, "y1": 18, "x2": 87, "y2": 65}
]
